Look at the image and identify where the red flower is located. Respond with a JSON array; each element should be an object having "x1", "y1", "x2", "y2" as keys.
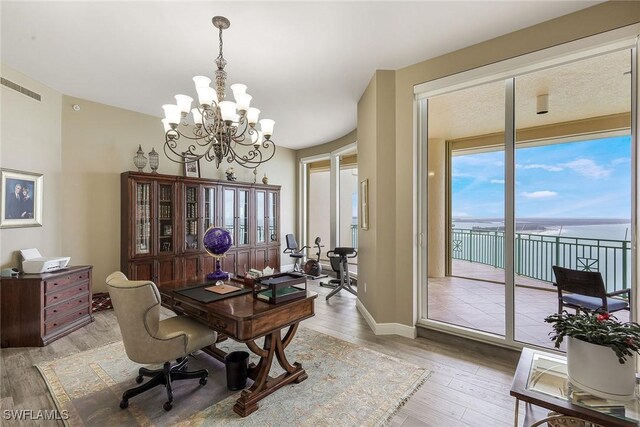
[
  {"x1": 627, "y1": 338, "x2": 635, "y2": 346},
  {"x1": 597, "y1": 312, "x2": 610, "y2": 322}
]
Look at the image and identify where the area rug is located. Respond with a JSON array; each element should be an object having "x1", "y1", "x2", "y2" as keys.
[{"x1": 37, "y1": 327, "x2": 429, "y2": 426}]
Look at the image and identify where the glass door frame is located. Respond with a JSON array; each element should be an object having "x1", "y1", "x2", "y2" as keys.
[
  {"x1": 414, "y1": 26, "x2": 640, "y2": 350},
  {"x1": 299, "y1": 142, "x2": 358, "y2": 270}
]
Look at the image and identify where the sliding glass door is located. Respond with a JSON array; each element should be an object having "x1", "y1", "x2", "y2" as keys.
[
  {"x1": 420, "y1": 44, "x2": 635, "y2": 349},
  {"x1": 427, "y1": 80, "x2": 506, "y2": 335},
  {"x1": 513, "y1": 50, "x2": 632, "y2": 349}
]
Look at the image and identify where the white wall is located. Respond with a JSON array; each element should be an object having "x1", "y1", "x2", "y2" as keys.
[
  {"x1": 1, "y1": 64, "x2": 63, "y2": 269},
  {"x1": 308, "y1": 170, "x2": 330, "y2": 257}
]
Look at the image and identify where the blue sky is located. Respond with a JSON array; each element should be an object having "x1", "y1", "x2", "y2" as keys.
[{"x1": 451, "y1": 135, "x2": 631, "y2": 219}]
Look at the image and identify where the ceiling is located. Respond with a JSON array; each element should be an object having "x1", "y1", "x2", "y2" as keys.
[
  {"x1": 428, "y1": 49, "x2": 632, "y2": 141},
  {"x1": 1, "y1": 1, "x2": 602, "y2": 150}
]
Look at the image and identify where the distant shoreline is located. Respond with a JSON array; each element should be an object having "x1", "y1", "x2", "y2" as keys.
[{"x1": 453, "y1": 218, "x2": 630, "y2": 226}]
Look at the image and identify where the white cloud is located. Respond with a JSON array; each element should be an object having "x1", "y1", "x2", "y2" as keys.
[
  {"x1": 490, "y1": 179, "x2": 505, "y2": 184},
  {"x1": 453, "y1": 212, "x2": 470, "y2": 218},
  {"x1": 516, "y1": 164, "x2": 563, "y2": 172},
  {"x1": 561, "y1": 158, "x2": 610, "y2": 179},
  {"x1": 522, "y1": 190, "x2": 558, "y2": 199},
  {"x1": 611, "y1": 157, "x2": 630, "y2": 166}
]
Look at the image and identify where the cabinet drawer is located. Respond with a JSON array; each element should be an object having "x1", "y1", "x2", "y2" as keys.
[
  {"x1": 45, "y1": 281, "x2": 90, "y2": 306},
  {"x1": 209, "y1": 312, "x2": 236, "y2": 337},
  {"x1": 45, "y1": 293, "x2": 90, "y2": 321},
  {"x1": 45, "y1": 271, "x2": 90, "y2": 293},
  {"x1": 172, "y1": 299, "x2": 208, "y2": 323},
  {"x1": 44, "y1": 307, "x2": 90, "y2": 336}
]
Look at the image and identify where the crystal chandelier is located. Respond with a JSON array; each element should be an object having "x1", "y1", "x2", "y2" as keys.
[{"x1": 162, "y1": 16, "x2": 276, "y2": 169}]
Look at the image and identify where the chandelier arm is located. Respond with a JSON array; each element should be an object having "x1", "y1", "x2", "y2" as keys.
[
  {"x1": 225, "y1": 142, "x2": 277, "y2": 170},
  {"x1": 163, "y1": 134, "x2": 207, "y2": 164}
]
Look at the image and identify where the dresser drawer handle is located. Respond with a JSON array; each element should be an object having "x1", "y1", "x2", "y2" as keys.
[
  {"x1": 53, "y1": 296, "x2": 58, "y2": 300},
  {"x1": 214, "y1": 319, "x2": 227, "y2": 329},
  {"x1": 52, "y1": 323, "x2": 58, "y2": 327},
  {"x1": 53, "y1": 309, "x2": 57, "y2": 313}
]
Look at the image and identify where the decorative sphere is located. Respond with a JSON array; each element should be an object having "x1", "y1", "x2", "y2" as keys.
[{"x1": 203, "y1": 227, "x2": 233, "y2": 256}]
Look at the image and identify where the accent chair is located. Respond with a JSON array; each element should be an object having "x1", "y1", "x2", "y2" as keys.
[
  {"x1": 552, "y1": 266, "x2": 630, "y2": 314},
  {"x1": 106, "y1": 271, "x2": 217, "y2": 411}
]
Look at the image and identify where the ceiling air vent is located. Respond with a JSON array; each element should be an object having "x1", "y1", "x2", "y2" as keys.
[{"x1": 1, "y1": 77, "x2": 41, "y2": 101}]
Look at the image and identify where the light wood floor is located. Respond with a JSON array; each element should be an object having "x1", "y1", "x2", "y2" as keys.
[{"x1": 1, "y1": 279, "x2": 522, "y2": 427}]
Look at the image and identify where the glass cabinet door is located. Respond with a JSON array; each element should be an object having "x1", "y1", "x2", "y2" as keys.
[
  {"x1": 268, "y1": 191, "x2": 278, "y2": 243},
  {"x1": 223, "y1": 188, "x2": 236, "y2": 241},
  {"x1": 256, "y1": 190, "x2": 266, "y2": 244},
  {"x1": 184, "y1": 185, "x2": 199, "y2": 251},
  {"x1": 158, "y1": 183, "x2": 174, "y2": 254},
  {"x1": 238, "y1": 189, "x2": 249, "y2": 246},
  {"x1": 203, "y1": 186, "x2": 216, "y2": 231},
  {"x1": 135, "y1": 182, "x2": 152, "y2": 255}
]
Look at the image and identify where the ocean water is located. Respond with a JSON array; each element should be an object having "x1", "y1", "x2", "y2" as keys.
[{"x1": 453, "y1": 221, "x2": 631, "y2": 241}]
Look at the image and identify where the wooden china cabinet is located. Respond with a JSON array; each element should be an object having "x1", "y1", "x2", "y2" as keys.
[{"x1": 121, "y1": 171, "x2": 281, "y2": 283}]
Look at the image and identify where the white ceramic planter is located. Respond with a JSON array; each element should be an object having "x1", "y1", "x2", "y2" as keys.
[{"x1": 567, "y1": 336, "x2": 636, "y2": 400}]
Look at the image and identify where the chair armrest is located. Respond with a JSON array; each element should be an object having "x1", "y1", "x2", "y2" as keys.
[{"x1": 607, "y1": 288, "x2": 630, "y2": 298}]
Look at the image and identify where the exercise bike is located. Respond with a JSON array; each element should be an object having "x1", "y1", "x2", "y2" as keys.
[
  {"x1": 303, "y1": 237, "x2": 328, "y2": 279},
  {"x1": 320, "y1": 247, "x2": 357, "y2": 301}
]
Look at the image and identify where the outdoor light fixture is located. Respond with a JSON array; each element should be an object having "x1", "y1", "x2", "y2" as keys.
[
  {"x1": 162, "y1": 16, "x2": 276, "y2": 169},
  {"x1": 536, "y1": 94, "x2": 549, "y2": 115}
]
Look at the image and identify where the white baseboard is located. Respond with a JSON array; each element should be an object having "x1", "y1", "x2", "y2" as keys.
[{"x1": 356, "y1": 299, "x2": 417, "y2": 339}]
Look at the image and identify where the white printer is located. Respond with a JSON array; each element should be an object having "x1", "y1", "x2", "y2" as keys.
[{"x1": 20, "y1": 248, "x2": 70, "y2": 274}]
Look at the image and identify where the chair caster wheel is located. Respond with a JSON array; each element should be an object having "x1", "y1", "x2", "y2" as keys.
[
  {"x1": 199, "y1": 377, "x2": 207, "y2": 386},
  {"x1": 163, "y1": 402, "x2": 173, "y2": 411},
  {"x1": 120, "y1": 400, "x2": 129, "y2": 409},
  {"x1": 135, "y1": 375, "x2": 144, "y2": 384}
]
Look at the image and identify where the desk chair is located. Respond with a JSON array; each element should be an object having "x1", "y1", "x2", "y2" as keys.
[
  {"x1": 320, "y1": 247, "x2": 358, "y2": 301},
  {"x1": 552, "y1": 266, "x2": 630, "y2": 314},
  {"x1": 283, "y1": 234, "x2": 309, "y2": 272},
  {"x1": 106, "y1": 272, "x2": 217, "y2": 411}
]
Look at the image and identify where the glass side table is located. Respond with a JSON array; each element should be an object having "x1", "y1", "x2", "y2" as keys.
[{"x1": 511, "y1": 348, "x2": 639, "y2": 427}]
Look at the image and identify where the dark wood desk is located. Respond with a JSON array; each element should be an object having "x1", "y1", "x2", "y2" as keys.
[
  {"x1": 156, "y1": 279, "x2": 317, "y2": 417},
  {"x1": 511, "y1": 348, "x2": 638, "y2": 427}
]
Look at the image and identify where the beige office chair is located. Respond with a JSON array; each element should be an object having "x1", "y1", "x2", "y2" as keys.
[{"x1": 106, "y1": 272, "x2": 217, "y2": 411}]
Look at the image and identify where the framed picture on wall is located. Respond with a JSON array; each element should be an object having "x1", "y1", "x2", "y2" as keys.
[
  {"x1": 182, "y1": 153, "x2": 201, "y2": 178},
  {"x1": 359, "y1": 178, "x2": 368, "y2": 230},
  {"x1": 1, "y1": 169, "x2": 44, "y2": 228}
]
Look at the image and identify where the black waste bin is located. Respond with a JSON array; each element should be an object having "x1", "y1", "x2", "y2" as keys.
[{"x1": 225, "y1": 351, "x2": 249, "y2": 391}]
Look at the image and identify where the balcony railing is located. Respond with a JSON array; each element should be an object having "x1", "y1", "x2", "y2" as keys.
[
  {"x1": 451, "y1": 229, "x2": 630, "y2": 293},
  {"x1": 351, "y1": 224, "x2": 358, "y2": 248}
]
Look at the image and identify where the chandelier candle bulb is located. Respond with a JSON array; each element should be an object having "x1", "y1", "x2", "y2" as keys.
[
  {"x1": 162, "y1": 104, "x2": 181, "y2": 126},
  {"x1": 260, "y1": 119, "x2": 275, "y2": 138},
  {"x1": 196, "y1": 86, "x2": 216, "y2": 107},
  {"x1": 191, "y1": 108, "x2": 203, "y2": 126},
  {"x1": 174, "y1": 95, "x2": 193, "y2": 115},
  {"x1": 230, "y1": 83, "x2": 247, "y2": 97},
  {"x1": 193, "y1": 75, "x2": 212, "y2": 88},
  {"x1": 235, "y1": 93, "x2": 252, "y2": 112},
  {"x1": 247, "y1": 107, "x2": 260, "y2": 125},
  {"x1": 219, "y1": 101, "x2": 237, "y2": 122}
]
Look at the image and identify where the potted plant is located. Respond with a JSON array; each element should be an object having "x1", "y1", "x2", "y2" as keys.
[{"x1": 545, "y1": 311, "x2": 640, "y2": 400}]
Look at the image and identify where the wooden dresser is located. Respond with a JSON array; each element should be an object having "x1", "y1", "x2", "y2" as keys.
[{"x1": 0, "y1": 265, "x2": 93, "y2": 348}]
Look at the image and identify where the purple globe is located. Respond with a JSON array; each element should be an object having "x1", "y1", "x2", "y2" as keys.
[{"x1": 203, "y1": 227, "x2": 233, "y2": 256}]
